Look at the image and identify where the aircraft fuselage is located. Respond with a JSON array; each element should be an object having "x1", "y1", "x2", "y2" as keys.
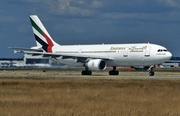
[{"x1": 52, "y1": 43, "x2": 172, "y2": 67}]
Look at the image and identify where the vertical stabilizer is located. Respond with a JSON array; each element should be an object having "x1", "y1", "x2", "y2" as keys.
[{"x1": 30, "y1": 15, "x2": 59, "y2": 52}]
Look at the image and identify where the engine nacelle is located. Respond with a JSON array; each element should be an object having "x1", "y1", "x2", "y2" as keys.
[{"x1": 85, "y1": 59, "x2": 107, "y2": 71}]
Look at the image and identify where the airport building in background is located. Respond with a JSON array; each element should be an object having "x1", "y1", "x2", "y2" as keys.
[{"x1": 0, "y1": 54, "x2": 67, "y2": 68}]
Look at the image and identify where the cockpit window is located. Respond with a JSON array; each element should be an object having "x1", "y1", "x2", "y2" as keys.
[{"x1": 157, "y1": 49, "x2": 168, "y2": 52}]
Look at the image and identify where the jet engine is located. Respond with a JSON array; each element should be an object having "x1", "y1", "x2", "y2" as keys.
[{"x1": 85, "y1": 59, "x2": 107, "y2": 71}]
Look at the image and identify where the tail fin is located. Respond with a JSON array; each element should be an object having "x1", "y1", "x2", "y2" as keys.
[{"x1": 29, "y1": 15, "x2": 59, "y2": 53}]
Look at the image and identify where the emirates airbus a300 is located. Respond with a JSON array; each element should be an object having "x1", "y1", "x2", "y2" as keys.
[{"x1": 10, "y1": 15, "x2": 172, "y2": 76}]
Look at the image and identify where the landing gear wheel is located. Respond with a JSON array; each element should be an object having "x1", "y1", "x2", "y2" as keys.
[
  {"x1": 109, "y1": 71, "x2": 119, "y2": 75},
  {"x1": 81, "y1": 70, "x2": 92, "y2": 75},
  {"x1": 148, "y1": 65, "x2": 155, "y2": 76},
  {"x1": 109, "y1": 66, "x2": 119, "y2": 75},
  {"x1": 149, "y1": 71, "x2": 155, "y2": 76}
]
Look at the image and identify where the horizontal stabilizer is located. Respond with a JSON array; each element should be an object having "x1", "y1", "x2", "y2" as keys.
[{"x1": 9, "y1": 47, "x2": 44, "y2": 52}]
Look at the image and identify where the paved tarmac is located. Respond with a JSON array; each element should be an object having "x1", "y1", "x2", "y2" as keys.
[{"x1": 0, "y1": 73, "x2": 179, "y2": 79}]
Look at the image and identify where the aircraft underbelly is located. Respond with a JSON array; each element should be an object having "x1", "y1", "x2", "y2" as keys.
[
  {"x1": 53, "y1": 58, "x2": 151, "y2": 67},
  {"x1": 51, "y1": 58, "x2": 84, "y2": 67}
]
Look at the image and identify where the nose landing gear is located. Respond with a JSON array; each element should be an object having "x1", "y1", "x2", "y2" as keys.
[{"x1": 149, "y1": 66, "x2": 155, "y2": 76}]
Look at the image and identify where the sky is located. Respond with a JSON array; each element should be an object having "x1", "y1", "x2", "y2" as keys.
[{"x1": 1, "y1": 0, "x2": 180, "y2": 58}]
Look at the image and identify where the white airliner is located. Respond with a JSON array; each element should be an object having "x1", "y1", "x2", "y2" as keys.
[{"x1": 10, "y1": 15, "x2": 172, "y2": 76}]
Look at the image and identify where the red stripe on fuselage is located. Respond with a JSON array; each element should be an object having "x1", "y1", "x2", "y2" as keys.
[{"x1": 42, "y1": 31, "x2": 54, "y2": 52}]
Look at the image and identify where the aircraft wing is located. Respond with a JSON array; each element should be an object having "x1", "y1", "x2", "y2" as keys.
[
  {"x1": 10, "y1": 47, "x2": 114, "y2": 63},
  {"x1": 22, "y1": 51, "x2": 114, "y2": 61}
]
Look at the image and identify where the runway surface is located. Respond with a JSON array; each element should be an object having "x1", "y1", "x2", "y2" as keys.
[
  {"x1": 0, "y1": 69, "x2": 180, "y2": 79},
  {"x1": 0, "y1": 73, "x2": 179, "y2": 79}
]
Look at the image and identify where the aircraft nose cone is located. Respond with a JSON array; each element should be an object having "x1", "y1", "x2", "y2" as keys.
[{"x1": 167, "y1": 52, "x2": 172, "y2": 60}]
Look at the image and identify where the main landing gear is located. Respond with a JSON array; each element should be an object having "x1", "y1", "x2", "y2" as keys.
[
  {"x1": 109, "y1": 66, "x2": 119, "y2": 75},
  {"x1": 81, "y1": 70, "x2": 92, "y2": 75},
  {"x1": 81, "y1": 66, "x2": 119, "y2": 75}
]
